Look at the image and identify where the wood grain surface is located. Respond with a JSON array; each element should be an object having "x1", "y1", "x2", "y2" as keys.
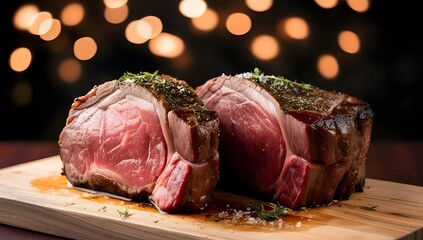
[{"x1": 0, "y1": 156, "x2": 422, "y2": 240}]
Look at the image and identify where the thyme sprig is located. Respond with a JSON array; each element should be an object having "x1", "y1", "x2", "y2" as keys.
[
  {"x1": 252, "y1": 202, "x2": 288, "y2": 221},
  {"x1": 118, "y1": 70, "x2": 159, "y2": 83},
  {"x1": 251, "y1": 67, "x2": 315, "y2": 90}
]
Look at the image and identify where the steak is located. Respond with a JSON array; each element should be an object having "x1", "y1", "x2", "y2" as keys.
[
  {"x1": 196, "y1": 68, "x2": 373, "y2": 209},
  {"x1": 59, "y1": 72, "x2": 220, "y2": 213}
]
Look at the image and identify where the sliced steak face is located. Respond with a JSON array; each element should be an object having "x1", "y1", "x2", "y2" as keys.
[
  {"x1": 59, "y1": 72, "x2": 220, "y2": 213},
  {"x1": 197, "y1": 77, "x2": 285, "y2": 195},
  {"x1": 196, "y1": 70, "x2": 373, "y2": 209}
]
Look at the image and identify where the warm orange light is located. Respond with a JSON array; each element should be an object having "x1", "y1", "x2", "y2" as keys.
[
  {"x1": 11, "y1": 82, "x2": 32, "y2": 107},
  {"x1": 104, "y1": 4, "x2": 128, "y2": 24},
  {"x1": 141, "y1": 16, "x2": 163, "y2": 39},
  {"x1": 314, "y1": 0, "x2": 338, "y2": 9},
  {"x1": 191, "y1": 8, "x2": 219, "y2": 32},
  {"x1": 133, "y1": 16, "x2": 164, "y2": 40},
  {"x1": 74, "y1": 37, "x2": 97, "y2": 60},
  {"x1": 10, "y1": 47, "x2": 32, "y2": 72},
  {"x1": 38, "y1": 18, "x2": 54, "y2": 36},
  {"x1": 251, "y1": 35, "x2": 279, "y2": 60},
  {"x1": 61, "y1": 3, "x2": 84, "y2": 26},
  {"x1": 245, "y1": 0, "x2": 273, "y2": 12},
  {"x1": 317, "y1": 54, "x2": 339, "y2": 79},
  {"x1": 338, "y1": 30, "x2": 360, "y2": 54},
  {"x1": 103, "y1": 0, "x2": 128, "y2": 9},
  {"x1": 226, "y1": 13, "x2": 252, "y2": 36},
  {"x1": 346, "y1": 0, "x2": 370, "y2": 13},
  {"x1": 40, "y1": 19, "x2": 61, "y2": 41},
  {"x1": 148, "y1": 32, "x2": 185, "y2": 58},
  {"x1": 179, "y1": 0, "x2": 207, "y2": 18},
  {"x1": 284, "y1": 17, "x2": 309, "y2": 40},
  {"x1": 136, "y1": 20, "x2": 153, "y2": 39},
  {"x1": 28, "y1": 11, "x2": 53, "y2": 35},
  {"x1": 125, "y1": 20, "x2": 148, "y2": 44},
  {"x1": 13, "y1": 4, "x2": 39, "y2": 31},
  {"x1": 58, "y1": 58, "x2": 82, "y2": 83}
]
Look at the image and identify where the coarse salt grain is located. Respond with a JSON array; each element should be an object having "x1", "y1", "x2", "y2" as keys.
[
  {"x1": 278, "y1": 219, "x2": 283, "y2": 228},
  {"x1": 247, "y1": 217, "x2": 258, "y2": 224},
  {"x1": 296, "y1": 221, "x2": 302, "y2": 228},
  {"x1": 218, "y1": 211, "x2": 228, "y2": 219},
  {"x1": 235, "y1": 72, "x2": 253, "y2": 78},
  {"x1": 232, "y1": 210, "x2": 244, "y2": 222}
]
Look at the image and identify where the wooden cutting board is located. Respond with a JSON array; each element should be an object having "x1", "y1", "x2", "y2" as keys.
[{"x1": 0, "y1": 156, "x2": 422, "y2": 240}]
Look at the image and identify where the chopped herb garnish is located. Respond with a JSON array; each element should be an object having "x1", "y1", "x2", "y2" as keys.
[
  {"x1": 98, "y1": 206, "x2": 107, "y2": 212},
  {"x1": 117, "y1": 208, "x2": 132, "y2": 219},
  {"x1": 64, "y1": 202, "x2": 75, "y2": 207},
  {"x1": 251, "y1": 67, "x2": 315, "y2": 91},
  {"x1": 117, "y1": 70, "x2": 213, "y2": 122},
  {"x1": 248, "y1": 68, "x2": 333, "y2": 112},
  {"x1": 252, "y1": 202, "x2": 288, "y2": 221},
  {"x1": 118, "y1": 70, "x2": 159, "y2": 84}
]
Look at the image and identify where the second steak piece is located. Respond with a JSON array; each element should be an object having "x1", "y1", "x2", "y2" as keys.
[
  {"x1": 59, "y1": 72, "x2": 220, "y2": 213},
  {"x1": 196, "y1": 69, "x2": 373, "y2": 209}
]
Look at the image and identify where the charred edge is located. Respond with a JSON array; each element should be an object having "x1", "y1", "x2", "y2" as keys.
[
  {"x1": 246, "y1": 68, "x2": 335, "y2": 113},
  {"x1": 118, "y1": 71, "x2": 216, "y2": 123}
]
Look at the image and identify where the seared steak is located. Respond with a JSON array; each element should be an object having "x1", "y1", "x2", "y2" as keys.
[
  {"x1": 196, "y1": 69, "x2": 373, "y2": 209},
  {"x1": 59, "y1": 72, "x2": 220, "y2": 213}
]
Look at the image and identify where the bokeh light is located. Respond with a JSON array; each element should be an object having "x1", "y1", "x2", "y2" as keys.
[
  {"x1": 251, "y1": 35, "x2": 279, "y2": 60},
  {"x1": 10, "y1": 47, "x2": 32, "y2": 72},
  {"x1": 58, "y1": 58, "x2": 82, "y2": 83},
  {"x1": 317, "y1": 54, "x2": 339, "y2": 79},
  {"x1": 103, "y1": 0, "x2": 128, "y2": 9},
  {"x1": 136, "y1": 20, "x2": 153, "y2": 39},
  {"x1": 141, "y1": 16, "x2": 163, "y2": 39},
  {"x1": 125, "y1": 20, "x2": 149, "y2": 44},
  {"x1": 191, "y1": 8, "x2": 219, "y2": 32},
  {"x1": 28, "y1": 11, "x2": 53, "y2": 35},
  {"x1": 338, "y1": 30, "x2": 360, "y2": 54},
  {"x1": 314, "y1": 0, "x2": 338, "y2": 9},
  {"x1": 61, "y1": 3, "x2": 84, "y2": 26},
  {"x1": 104, "y1": 4, "x2": 128, "y2": 24},
  {"x1": 284, "y1": 17, "x2": 309, "y2": 40},
  {"x1": 245, "y1": 0, "x2": 273, "y2": 12},
  {"x1": 40, "y1": 19, "x2": 61, "y2": 41},
  {"x1": 38, "y1": 18, "x2": 54, "y2": 36},
  {"x1": 226, "y1": 13, "x2": 252, "y2": 36},
  {"x1": 179, "y1": 0, "x2": 207, "y2": 18},
  {"x1": 73, "y1": 37, "x2": 97, "y2": 60},
  {"x1": 13, "y1": 4, "x2": 39, "y2": 31},
  {"x1": 346, "y1": 0, "x2": 370, "y2": 12},
  {"x1": 149, "y1": 32, "x2": 185, "y2": 58}
]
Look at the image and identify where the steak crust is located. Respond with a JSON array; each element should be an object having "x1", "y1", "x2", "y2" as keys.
[
  {"x1": 196, "y1": 69, "x2": 373, "y2": 209},
  {"x1": 59, "y1": 72, "x2": 220, "y2": 213}
]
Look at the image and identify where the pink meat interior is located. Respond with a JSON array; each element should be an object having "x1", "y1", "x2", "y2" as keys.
[
  {"x1": 206, "y1": 84, "x2": 285, "y2": 194},
  {"x1": 61, "y1": 96, "x2": 166, "y2": 188}
]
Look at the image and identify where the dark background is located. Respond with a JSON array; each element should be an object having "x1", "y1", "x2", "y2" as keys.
[{"x1": 1, "y1": 0, "x2": 422, "y2": 141}]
